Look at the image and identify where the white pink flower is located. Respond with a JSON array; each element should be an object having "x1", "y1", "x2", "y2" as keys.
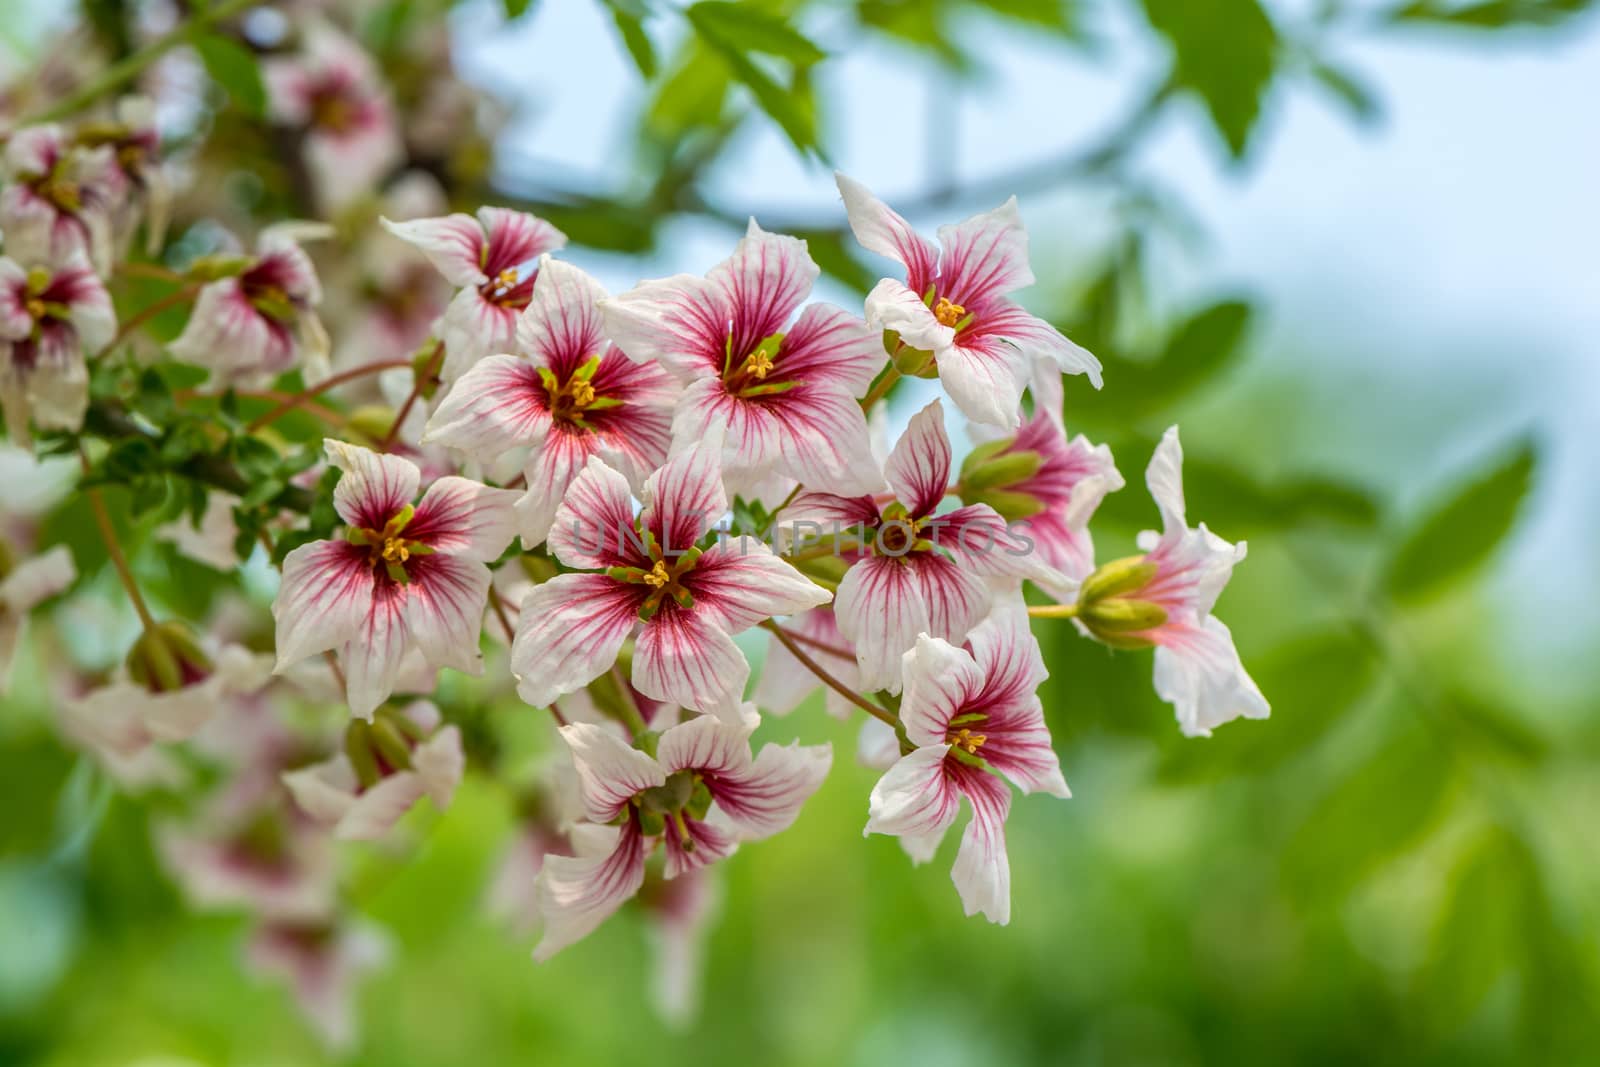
[
  {"x1": 246, "y1": 919, "x2": 390, "y2": 1052},
  {"x1": 0, "y1": 543, "x2": 74, "y2": 691},
  {"x1": 510, "y1": 444, "x2": 831, "y2": 718},
  {"x1": 0, "y1": 251, "x2": 114, "y2": 444},
  {"x1": 778, "y1": 399, "x2": 1063, "y2": 693},
  {"x1": 158, "y1": 803, "x2": 338, "y2": 924},
  {"x1": 1077, "y1": 427, "x2": 1268, "y2": 737},
  {"x1": 423, "y1": 257, "x2": 679, "y2": 547},
  {"x1": 169, "y1": 227, "x2": 330, "y2": 387},
  {"x1": 0, "y1": 124, "x2": 119, "y2": 273},
  {"x1": 271, "y1": 440, "x2": 519, "y2": 719},
  {"x1": 865, "y1": 604, "x2": 1069, "y2": 923},
  {"x1": 381, "y1": 206, "x2": 567, "y2": 381},
  {"x1": 282, "y1": 701, "x2": 464, "y2": 840},
  {"x1": 264, "y1": 24, "x2": 402, "y2": 214},
  {"x1": 599, "y1": 221, "x2": 886, "y2": 496},
  {"x1": 836, "y1": 173, "x2": 1101, "y2": 428},
  {"x1": 533, "y1": 714, "x2": 830, "y2": 959},
  {"x1": 76, "y1": 637, "x2": 273, "y2": 746}
]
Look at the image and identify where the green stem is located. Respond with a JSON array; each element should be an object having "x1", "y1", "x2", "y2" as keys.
[
  {"x1": 1028, "y1": 603, "x2": 1079, "y2": 619},
  {"x1": 81, "y1": 451, "x2": 156, "y2": 631},
  {"x1": 859, "y1": 366, "x2": 901, "y2": 414},
  {"x1": 759, "y1": 619, "x2": 901, "y2": 734},
  {"x1": 24, "y1": 0, "x2": 261, "y2": 124}
]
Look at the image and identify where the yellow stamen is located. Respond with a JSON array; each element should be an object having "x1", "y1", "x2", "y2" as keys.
[
  {"x1": 947, "y1": 727, "x2": 986, "y2": 754},
  {"x1": 25, "y1": 298, "x2": 46, "y2": 321},
  {"x1": 641, "y1": 560, "x2": 671, "y2": 588},
  {"x1": 933, "y1": 296, "x2": 966, "y2": 329},
  {"x1": 569, "y1": 380, "x2": 596, "y2": 407},
  {"x1": 495, "y1": 267, "x2": 519, "y2": 290},
  {"x1": 380, "y1": 537, "x2": 410, "y2": 565},
  {"x1": 746, "y1": 349, "x2": 774, "y2": 380}
]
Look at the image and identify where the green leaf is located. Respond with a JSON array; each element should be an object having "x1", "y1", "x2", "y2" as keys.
[
  {"x1": 192, "y1": 33, "x2": 267, "y2": 119},
  {"x1": 605, "y1": 3, "x2": 657, "y2": 78},
  {"x1": 1093, "y1": 299, "x2": 1253, "y2": 413},
  {"x1": 1390, "y1": 0, "x2": 1593, "y2": 29},
  {"x1": 1308, "y1": 59, "x2": 1381, "y2": 124},
  {"x1": 1141, "y1": 0, "x2": 1279, "y2": 157},
  {"x1": 1382, "y1": 437, "x2": 1536, "y2": 602},
  {"x1": 502, "y1": 0, "x2": 535, "y2": 18},
  {"x1": 687, "y1": 2, "x2": 826, "y2": 65}
]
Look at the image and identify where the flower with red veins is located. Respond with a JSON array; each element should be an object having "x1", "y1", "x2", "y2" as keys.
[
  {"x1": 0, "y1": 124, "x2": 119, "y2": 273},
  {"x1": 776, "y1": 399, "x2": 1064, "y2": 694},
  {"x1": 264, "y1": 24, "x2": 402, "y2": 214},
  {"x1": 533, "y1": 713, "x2": 830, "y2": 959},
  {"x1": 510, "y1": 444, "x2": 831, "y2": 719},
  {"x1": 865, "y1": 604, "x2": 1070, "y2": 924},
  {"x1": 0, "y1": 541, "x2": 74, "y2": 692},
  {"x1": 246, "y1": 918, "x2": 390, "y2": 1052},
  {"x1": 638, "y1": 865, "x2": 717, "y2": 1026},
  {"x1": 423, "y1": 257, "x2": 679, "y2": 547},
  {"x1": 282, "y1": 700, "x2": 464, "y2": 841},
  {"x1": 835, "y1": 172, "x2": 1102, "y2": 429},
  {"x1": 752, "y1": 607, "x2": 862, "y2": 719},
  {"x1": 0, "y1": 252, "x2": 114, "y2": 445},
  {"x1": 158, "y1": 799, "x2": 339, "y2": 924},
  {"x1": 169, "y1": 227, "x2": 331, "y2": 387},
  {"x1": 599, "y1": 220, "x2": 887, "y2": 497},
  {"x1": 381, "y1": 206, "x2": 567, "y2": 381},
  {"x1": 271, "y1": 440, "x2": 519, "y2": 719},
  {"x1": 1072, "y1": 427, "x2": 1269, "y2": 737},
  {"x1": 959, "y1": 409, "x2": 1123, "y2": 591},
  {"x1": 75, "y1": 95, "x2": 171, "y2": 253}
]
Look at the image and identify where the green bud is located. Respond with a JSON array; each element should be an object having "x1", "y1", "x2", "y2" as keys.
[
  {"x1": 1078, "y1": 555, "x2": 1158, "y2": 606},
  {"x1": 125, "y1": 621, "x2": 214, "y2": 693},
  {"x1": 973, "y1": 489, "x2": 1047, "y2": 522},
  {"x1": 1079, "y1": 597, "x2": 1167, "y2": 635},
  {"x1": 960, "y1": 450, "x2": 1043, "y2": 494},
  {"x1": 369, "y1": 716, "x2": 415, "y2": 773},
  {"x1": 957, "y1": 439, "x2": 1011, "y2": 480},
  {"x1": 347, "y1": 404, "x2": 398, "y2": 445},
  {"x1": 893, "y1": 344, "x2": 937, "y2": 377},
  {"x1": 187, "y1": 254, "x2": 252, "y2": 282},
  {"x1": 0, "y1": 539, "x2": 14, "y2": 581},
  {"x1": 344, "y1": 720, "x2": 383, "y2": 788},
  {"x1": 795, "y1": 552, "x2": 851, "y2": 585}
]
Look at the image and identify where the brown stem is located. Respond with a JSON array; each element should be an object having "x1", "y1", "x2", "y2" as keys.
[
  {"x1": 759, "y1": 619, "x2": 898, "y2": 730},
  {"x1": 488, "y1": 585, "x2": 515, "y2": 644},
  {"x1": 859, "y1": 366, "x2": 902, "y2": 414},
  {"x1": 380, "y1": 341, "x2": 443, "y2": 451},
  {"x1": 99, "y1": 283, "x2": 200, "y2": 357},
  {"x1": 81, "y1": 451, "x2": 156, "y2": 631},
  {"x1": 242, "y1": 359, "x2": 412, "y2": 432}
]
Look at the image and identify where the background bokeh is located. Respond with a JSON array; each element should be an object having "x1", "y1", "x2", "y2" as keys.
[{"x1": 2, "y1": 0, "x2": 1597, "y2": 1064}]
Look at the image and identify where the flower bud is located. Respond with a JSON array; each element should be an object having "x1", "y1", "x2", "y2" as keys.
[
  {"x1": 342, "y1": 709, "x2": 422, "y2": 789},
  {"x1": 347, "y1": 404, "x2": 397, "y2": 445},
  {"x1": 1077, "y1": 555, "x2": 1159, "y2": 605},
  {"x1": 124, "y1": 621, "x2": 214, "y2": 693},
  {"x1": 1073, "y1": 555, "x2": 1167, "y2": 650},
  {"x1": 186, "y1": 253, "x2": 253, "y2": 282},
  {"x1": 957, "y1": 438, "x2": 1048, "y2": 520},
  {"x1": 892, "y1": 342, "x2": 938, "y2": 377}
]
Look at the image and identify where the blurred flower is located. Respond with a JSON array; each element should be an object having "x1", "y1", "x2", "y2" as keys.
[
  {"x1": 600, "y1": 221, "x2": 885, "y2": 497},
  {"x1": 1074, "y1": 427, "x2": 1269, "y2": 737},
  {"x1": 534, "y1": 714, "x2": 829, "y2": 959},
  {"x1": 510, "y1": 446, "x2": 830, "y2": 718},
  {"x1": 0, "y1": 251, "x2": 114, "y2": 445},
  {"x1": 866, "y1": 604, "x2": 1069, "y2": 923},
  {"x1": 836, "y1": 172, "x2": 1101, "y2": 428},
  {"x1": 82, "y1": 627, "x2": 272, "y2": 744},
  {"x1": 158, "y1": 802, "x2": 337, "y2": 924},
  {"x1": 639, "y1": 866, "x2": 717, "y2": 1028},
  {"x1": 271, "y1": 440, "x2": 518, "y2": 718},
  {"x1": 0, "y1": 124, "x2": 119, "y2": 273},
  {"x1": 282, "y1": 700, "x2": 463, "y2": 840},
  {"x1": 0, "y1": 542, "x2": 74, "y2": 691},
  {"x1": 245, "y1": 917, "x2": 389, "y2": 1051},
  {"x1": 424, "y1": 258, "x2": 679, "y2": 548},
  {"x1": 381, "y1": 206, "x2": 567, "y2": 381},
  {"x1": 169, "y1": 225, "x2": 331, "y2": 387},
  {"x1": 76, "y1": 95, "x2": 171, "y2": 255},
  {"x1": 779, "y1": 399, "x2": 1060, "y2": 693},
  {"x1": 154, "y1": 491, "x2": 241, "y2": 571}
]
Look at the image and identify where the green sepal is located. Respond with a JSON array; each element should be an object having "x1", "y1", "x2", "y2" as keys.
[
  {"x1": 537, "y1": 367, "x2": 561, "y2": 394},
  {"x1": 344, "y1": 721, "x2": 383, "y2": 788},
  {"x1": 976, "y1": 489, "x2": 1047, "y2": 522},
  {"x1": 571, "y1": 354, "x2": 603, "y2": 381},
  {"x1": 737, "y1": 380, "x2": 800, "y2": 398},
  {"x1": 370, "y1": 716, "x2": 415, "y2": 773},
  {"x1": 385, "y1": 561, "x2": 409, "y2": 584},
  {"x1": 960, "y1": 450, "x2": 1043, "y2": 494},
  {"x1": 584, "y1": 396, "x2": 625, "y2": 411},
  {"x1": 1078, "y1": 556, "x2": 1158, "y2": 605},
  {"x1": 1080, "y1": 597, "x2": 1167, "y2": 634}
]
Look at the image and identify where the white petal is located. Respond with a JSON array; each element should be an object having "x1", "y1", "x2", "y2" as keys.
[
  {"x1": 422, "y1": 355, "x2": 553, "y2": 462},
  {"x1": 560, "y1": 721, "x2": 667, "y2": 822},
  {"x1": 404, "y1": 554, "x2": 492, "y2": 675},
  {"x1": 1153, "y1": 616, "x2": 1270, "y2": 738},
  {"x1": 682, "y1": 539, "x2": 832, "y2": 633},
  {"x1": 380, "y1": 213, "x2": 487, "y2": 287},
  {"x1": 865, "y1": 745, "x2": 960, "y2": 839},
  {"x1": 341, "y1": 581, "x2": 411, "y2": 719},
  {"x1": 407, "y1": 476, "x2": 519, "y2": 562},
  {"x1": 325, "y1": 439, "x2": 420, "y2": 530},
  {"x1": 272, "y1": 540, "x2": 373, "y2": 673},
  {"x1": 336, "y1": 772, "x2": 428, "y2": 840},
  {"x1": 863, "y1": 277, "x2": 950, "y2": 354},
  {"x1": 633, "y1": 605, "x2": 749, "y2": 721},
  {"x1": 533, "y1": 822, "x2": 650, "y2": 961},
  {"x1": 949, "y1": 767, "x2": 1012, "y2": 924},
  {"x1": 510, "y1": 574, "x2": 641, "y2": 708},
  {"x1": 898, "y1": 634, "x2": 983, "y2": 748},
  {"x1": 884, "y1": 398, "x2": 952, "y2": 517},
  {"x1": 833, "y1": 556, "x2": 929, "y2": 695}
]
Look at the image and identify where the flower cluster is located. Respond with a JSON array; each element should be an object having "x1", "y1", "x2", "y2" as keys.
[{"x1": 0, "y1": 11, "x2": 1269, "y2": 1045}]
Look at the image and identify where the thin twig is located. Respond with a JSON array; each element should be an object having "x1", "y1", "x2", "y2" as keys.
[
  {"x1": 380, "y1": 341, "x2": 442, "y2": 451},
  {"x1": 759, "y1": 619, "x2": 897, "y2": 730},
  {"x1": 99, "y1": 283, "x2": 199, "y2": 357},
  {"x1": 80, "y1": 451, "x2": 156, "y2": 630},
  {"x1": 243, "y1": 359, "x2": 412, "y2": 432}
]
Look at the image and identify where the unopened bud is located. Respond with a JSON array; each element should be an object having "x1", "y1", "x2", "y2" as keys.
[
  {"x1": 347, "y1": 404, "x2": 397, "y2": 444},
  {"x1": 125, "y1": 621, "x2": 214, "y2": 693},
  {"x1": 1077, "y1": 555, "x2": 1158, "y2": 605},
  {"x1": 0, "y1": 539, "x2": 14, "y2": 580},
  {"x1": 187, "y1": 254, "x2": 252, "y2": 282},
  {"x1": 975, "y1": 489, "x2": 1047, "y2": 522},
  {"x1": 1079, "y1": 597, "x2": 1168, "y2": 634},
  {"x1": 960, "y1": 450, "x2": 1043, "y2": 494}
]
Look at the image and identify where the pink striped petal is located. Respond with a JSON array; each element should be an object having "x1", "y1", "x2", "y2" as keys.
[
  {"x1": 972, "y1": 301, "x2": 1102, "y2": 388},
  {"x1": 937, "y1": 335, "x2": 1029, "y2": 430},
  {"x1": 516, "y1": 429, "x2": 594, "y2": 550},
  {"x1": 342, "y1": 578, "x2": 411, "y2": 718},
  {"x1": 884, "y1": 399, "x2": 952, "y2": 518},
  {"x1": 907, "y1": 552, "x2": 992, "y2": 647},
  {"x1": 948, "y1": 761, "x2": 1013, "y2": 924},
  {"x1": 641, "y1": 443, "x2": 725, "y2": 553},
  {"x1": 335, "y1": 772, "x2": 428, "y2": 840},
  {"x1": 405, "y1": 477, "x2": 519, "y2": 561},
  {"x1": 835, "y1": 173, "x2": 939, "y2": 294},
  {"x1": 325, "y1": 440, "x2": 419, "y2": 530},
  {"x1": 774, "y1": 491, "x2": 880, "y2": 537},
  {"x1": 547, "y1": 456, "x2": 648, "y2": 570},
  {"x1": 656, "y1": 714, "x2": 754, "y2": 778},
  {"x1": 865, "y1": 745, "x2": 962, "y2": 839},
  {"x1": 935, "y1": 197, "x2": 1034, "y2": 310},
  {"x1": 863, "y1": 278, "x2": 951, "y2": 354},
  {"x1": 559, "y1": 722, "x2": 667, "y2": 823},
  {"x1": 598, "y1": 273, "x2": 729, "y2": 381},
  {"x1": 533, "y1": 821, "x2": 649, "y2": 961},
  {"x1": 515, "y1": 257, "x2": 608, "y2": 376},
  {"x1": 776, "y1": 302, "x2": 885, "y2": 398},
  {"x1": 834, "y1": 555, "x2": 929, "y2": 694},
  {"x1": 963, "y1": 612, "x2": 1068, "y2": 798},
  {"x1": 898, "y1": 633, "x2": 984, "y2": 748},
  {"x1": 168, "y1": 279, "x2": 292, "y2": 386},
  {"x1": 709, "y1": 221, "x2": 817, "y2": 360},
  {"x1": 439, "y1": 287, "x2": 518, "y2": 382},
  {"x1": 680, "y1": 539, "x2": 832, "y2": 633},
  {"x1": 404, "y1": 554, "x2": 492, "y2": 675},
  {"x1": 272, "y1": 540, "x2": 373, "y2": 671},
  {"x1": 1152, "y1": 616, "x2": 1269, "y2": 738},
  {"x1": 381, "y1": 213, "x2": 487, "y2": 287},
  {"x1": 933, "y1": 503, "x2": 1063, "y2": 587},
  {"x1": 0, "y1": 259, "x2": 32, "y2": 339},
  {"x1": 478, "y1": 207, "x2": 566, "y2": 275},
  {"x1": 422, "y1": 355, "x2": 553, "y2": 461},
  {"x1": 709, "y1": 739, "x2": 832, "y2": 840},
  {"x1": 633, "y1": 603, "x2": 748, "y2": 719},
  {"x1": 662, "y1": 816, "x2": 737, "y2": 879},
  {"x1": 510, "y1": 573, "x2": 642, "y2": 708}
]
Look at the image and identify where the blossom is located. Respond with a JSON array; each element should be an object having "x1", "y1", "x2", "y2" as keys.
[
  {"x1": 777, "y1": 399, "x2": 1063, "y2": 693},
  {"x1": 865, "y1": 604, "x2": 1070, "y2": 923},
  {"x1": 533, "y1": 713, "x2": 830, "y2": 959},
  {"x1": 0, "y1": 123, "x2": 119, "y2": 272},
  {"x1": 282, "y1": 701, "x2": 464, "y2": 840},
  {"x1": 264, "y1": 24, "x2": 402, "y2": 214},
  {"x1": 423, "y1": 257, "x2": 678, "y2": 547},
  {"x1": 0, "y1": 251, "x2": 115, "y2": 444},
  {"x1": 600, "y1": 221, "x2": 885, "y2": 496},
  {"x1": 246, "y1": 919, "x2": 390, "y2": 1051},
  {"x1": 169, "y1": 227, "x2": 331, "y2": 387},
  {"x1": 79, "y1": 631, "x2": 273, "y2": 745},
  {"x1": 510, "y1": 444, "x2": 831, "y2": 718},
  {"x1": 155, "y1": 490, "x2": 241, "y2": 571},
  {"x1": 0, "y1": 542, "x2": 74, "y2": 691},
  {"x1": 836, "y1": 172, "x2": 1101, "y2": 428},
  {"x1": 158, "y1": 803, "x2": 338, "y2": 924},
  {"x1": 381, "y1": 206, "x2": 567, "y2": 381},
  {"x1": 1073, "y1": 427, "x2": 1269, "y2": 737},
  {"x1": 960, "y1": 408, "x2": 1123, "y2": 589},
  {"x1": 78, "y1": 95, "x2": 171, "y2": 255},
  {"x1": 271, "y1": 440, "x2": 519, "y2": 718}
]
